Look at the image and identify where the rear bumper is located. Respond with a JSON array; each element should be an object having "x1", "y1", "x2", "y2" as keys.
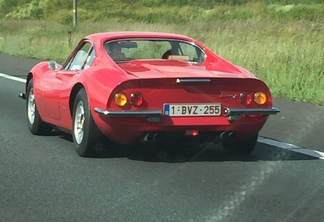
[
  {"x1": 94, "y1": 107, "x2": 279, "y2": 118},
  {"x1": 93, "y1": 107, "x2": 279, "y2": 144}
]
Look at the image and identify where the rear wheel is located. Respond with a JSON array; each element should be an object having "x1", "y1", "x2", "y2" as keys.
[
  {"x1": 222, "y1": 134, "x2": 258, "y2": 155},
  {"x1": 72, "y1": 88, "x2": 102, "y2": 157},
  {"x1": 26, "y1": 79, "x2": 52, "y2": 135}
]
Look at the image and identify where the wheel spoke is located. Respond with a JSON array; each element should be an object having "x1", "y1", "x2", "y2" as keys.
[
  {"x1": 74, "y1": 101, "x2": 85, "y2": 144},
  {"x1": 28, "y1": 88, "x2": 36, "y2": 124}
]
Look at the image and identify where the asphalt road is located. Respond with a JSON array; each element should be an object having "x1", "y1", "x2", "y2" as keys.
[{"x1": 1, "y1": 54, "x2": 324, "y2": 222}]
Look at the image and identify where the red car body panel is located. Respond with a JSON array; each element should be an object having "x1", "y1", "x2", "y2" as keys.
[{"x1": 25, "y1": 32, "x2": 278, "y2": 145}]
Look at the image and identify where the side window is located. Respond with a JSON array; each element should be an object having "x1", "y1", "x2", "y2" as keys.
[
  {"x1": 64, "y1": 42, "x2": 94, "y2": 70},
  {"x1": 178, "y1": 42, "x2": 204, "y2": 63},
  {"x1": 84, "y1": 48, "x2": 95, "y2": 69}
]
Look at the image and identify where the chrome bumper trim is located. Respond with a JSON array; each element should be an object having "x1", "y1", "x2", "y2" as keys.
[
  {"x1": 94, "y1": 108, "x2": 162, "y2": 117},
  {"x1": 95, "y1": 107, "x2": 280, "y2": 117},
  {"x1": 225, "y1": 107, "x2": 280, "y2": 116}
]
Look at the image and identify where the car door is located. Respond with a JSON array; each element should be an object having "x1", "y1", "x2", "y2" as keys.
[
  {"x1": 37, "y1": 41, "x2": 94, "y2": 124},
  {"x1": 36, "y1": 68, "x2": 64, "y2": 121}
]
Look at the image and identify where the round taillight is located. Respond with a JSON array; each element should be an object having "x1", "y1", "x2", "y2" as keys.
[
  {"x1": 240, "y1": 92, "x2": 253, "y2": 105},
  {"x1": 114, "y1": 93, "x2": 128, "y2": 106},
  {"x1": 130, "y1": 93, "x2": 143, "y2": 107},
  {"x1": 254, "y1": 92, "x2": 267, "y2": 105}
]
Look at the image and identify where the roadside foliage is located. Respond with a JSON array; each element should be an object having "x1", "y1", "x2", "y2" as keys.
[{"x1": 0, "y1": 0, "x2": 323, "y2": 105}]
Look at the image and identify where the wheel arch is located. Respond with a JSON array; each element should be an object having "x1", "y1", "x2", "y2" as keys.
[
  {"x1": 26, "y1": 72, "x2": 33, "y2": 91},
  {"x1": 69, "y1": 83, "x2": 85, "y2": 117}
]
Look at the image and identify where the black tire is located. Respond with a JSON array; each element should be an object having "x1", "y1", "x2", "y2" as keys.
[
  {"x1": 26, "y1": 79, "x2": 52, "y2": 135},
  {"x1": 222, "y1": 134, "x2": 258, "y2": 155},
  {"x1": 72, "y1": 88, "x2": 102, "y2": 157}
]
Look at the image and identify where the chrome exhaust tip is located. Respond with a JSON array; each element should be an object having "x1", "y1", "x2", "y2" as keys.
[{"x1": 141, "y1": 133, "x2": 158, "y2": 143}]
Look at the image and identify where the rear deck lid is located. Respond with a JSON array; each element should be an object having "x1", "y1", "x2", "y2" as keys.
[{"x1": 118, "y1": 60, "x2": 249, "y2": 81}]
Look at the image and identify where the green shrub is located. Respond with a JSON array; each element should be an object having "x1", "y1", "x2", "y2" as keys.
[
  {"x1": 264, "y1": 0, "x2": 323, "y2": 4},
  {"x1": 5, "y1": 0, "x2": 46, "y2": 19},
  {"x1": 1, "y1": 0, "x2": 323, "y2": 23},
  {"x1": 266, "y1": 4, "x2": 324, "y2": 21},
  {"x1": 45, "y1": 9, "x2": 72, "y2": 24}
]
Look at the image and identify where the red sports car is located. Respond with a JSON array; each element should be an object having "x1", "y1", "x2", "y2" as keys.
[{"x1": 19, "y1": 31, "x2": 279, "y2": 157}]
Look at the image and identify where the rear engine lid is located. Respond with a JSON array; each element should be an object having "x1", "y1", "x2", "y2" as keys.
[{"x1": 118, "y1": 60, "x2": 248, "y2": 81}]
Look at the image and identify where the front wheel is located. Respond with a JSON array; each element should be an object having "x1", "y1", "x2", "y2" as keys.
[
  {"x1": 222, "y1": 134, "x2": 258, "y2": 155},
  {"x1": 72, "y1": 88, "x2": 102, "y2": 157}
]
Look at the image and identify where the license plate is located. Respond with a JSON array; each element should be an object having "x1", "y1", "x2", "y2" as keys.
[{"x1": 164, "y1": 103, "x2": 221, "y2": 116}]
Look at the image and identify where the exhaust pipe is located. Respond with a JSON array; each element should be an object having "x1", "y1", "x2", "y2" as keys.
[
  {"x1": 214, "y1": 131, "x2": 235, "y2": 143},
  {"x1": 141, "y1": 133, "x2": 158, "y2": 143}
]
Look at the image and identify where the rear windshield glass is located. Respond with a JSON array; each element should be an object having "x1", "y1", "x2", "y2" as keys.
[{"x1": 104, "y1": 39, "x2": 205, "y2": 63}]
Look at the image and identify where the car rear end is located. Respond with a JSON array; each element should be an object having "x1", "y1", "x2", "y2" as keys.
[{"x1": 94, "y1": 74, "x2": 279, "y2": 145}]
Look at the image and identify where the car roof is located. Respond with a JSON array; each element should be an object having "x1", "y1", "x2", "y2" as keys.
[{"x1": 85, "y1": 31, "x2": 196, "y2": 43}]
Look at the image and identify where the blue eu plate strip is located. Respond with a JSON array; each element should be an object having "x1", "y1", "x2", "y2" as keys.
[{"x1": 164, "y1": 104, "x2": 170, "y2": 116}]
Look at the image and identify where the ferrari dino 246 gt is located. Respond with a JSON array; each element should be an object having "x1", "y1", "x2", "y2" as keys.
[{"x1": 19, "y1": 32, "x2": 279, "y2": 157}]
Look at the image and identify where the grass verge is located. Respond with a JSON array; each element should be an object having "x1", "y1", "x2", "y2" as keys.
[{"x1": 0, "y1": 19, "x2": 323, "y2": 105}]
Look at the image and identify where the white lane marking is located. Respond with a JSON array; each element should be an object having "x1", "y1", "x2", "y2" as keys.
[
  {"x1": 0, "y1": 73, "x2": 26, "y2": 83},
  {"x1": 206, "y1": 156, "x2": 279, "y2": 222},
  {"x1": 1, "y1": 71, "x2": 324, "y2": 160},
  {"x1": 206, "y1": 138, "x2": 324, "y2": 222},
  {"x1": 258, "y1": 136, "x2": 324, "y2": 160}
]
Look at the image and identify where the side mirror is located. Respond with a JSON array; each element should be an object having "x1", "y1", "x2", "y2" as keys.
[{"x1": 48, "y1": 60, "x2": 58, "y2": 71}]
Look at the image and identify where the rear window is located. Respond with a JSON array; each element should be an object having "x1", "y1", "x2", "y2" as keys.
[{"x1": 104, "y1": 39, "x2": 205, "y2": 63}]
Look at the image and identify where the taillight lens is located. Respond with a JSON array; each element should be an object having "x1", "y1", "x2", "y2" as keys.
[
  {"x1": 240, "y1": 92, "x2": 253, "y2": 105},
  {"x1": 130, "y1": 93, "x2": 143, "y2": 107},
  {"x1": 254, "y1": 92, "x2": 267, "y2": 105},
  {"x1": 114, "y1": 93, "x2": 128, "y2": 106}
]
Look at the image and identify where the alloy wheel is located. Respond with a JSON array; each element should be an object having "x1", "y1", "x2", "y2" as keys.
[
  {"x1": 74, "y1": 100, "x2": 85, "y2": 144},
  {"x1": 27, "y1": 88, "x2": 36, "y2": 124}
]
